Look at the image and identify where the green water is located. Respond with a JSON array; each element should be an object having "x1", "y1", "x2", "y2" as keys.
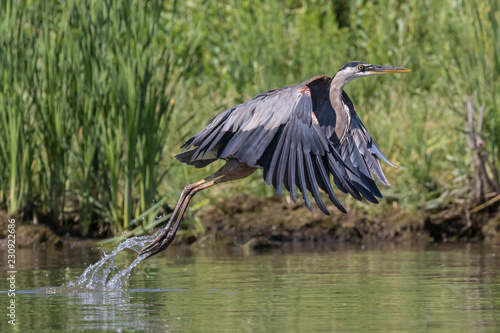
[{"x1": 1, "y1": 243, "x2": 499, "y2": 332}]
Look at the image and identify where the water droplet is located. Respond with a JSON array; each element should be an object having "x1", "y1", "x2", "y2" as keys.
[{"x1": 62, "y1": 235, "x2": 154, "y2": 292}]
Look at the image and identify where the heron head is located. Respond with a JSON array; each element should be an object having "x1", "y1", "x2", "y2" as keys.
[{"x1": 335, "y1": 61, "x2": 411, "y2": 84}]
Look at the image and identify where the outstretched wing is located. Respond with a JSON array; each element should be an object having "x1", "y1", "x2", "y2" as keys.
[
  {"x1": 331, "y1": 91, "x2": 394, "y2": 204},
  {"x1": 177, "y1": 75, "x2": 352, "y2": 214}
]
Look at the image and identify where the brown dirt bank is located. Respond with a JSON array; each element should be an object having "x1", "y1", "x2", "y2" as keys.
[
  {"x1": 0, "y1": 210, "x2": 64, "y2": 248},
  {"x1": 193, "y1": 194, "x2": 500, "y2": 248},
  {"x1": 1, "y1": 193, "x2": 499, "y2": 248}
]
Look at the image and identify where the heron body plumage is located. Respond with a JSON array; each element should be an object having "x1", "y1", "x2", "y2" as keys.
[{"x1": 139, "y1": 61, "x2": 410, "y2": 259}]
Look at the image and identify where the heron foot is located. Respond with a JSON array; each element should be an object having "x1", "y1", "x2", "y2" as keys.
[{"x1": 139, "y1": 227, "x2": 177, "y2": 260}]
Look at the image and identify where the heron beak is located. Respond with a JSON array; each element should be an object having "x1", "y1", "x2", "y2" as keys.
[{"x1": 370, "y1": 65, "x2": 411, "y2": 75}]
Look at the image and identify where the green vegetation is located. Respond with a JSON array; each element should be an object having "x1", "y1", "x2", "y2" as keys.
[{"x1": 0, "y1": 0, "x2": 498, "y2": 236}]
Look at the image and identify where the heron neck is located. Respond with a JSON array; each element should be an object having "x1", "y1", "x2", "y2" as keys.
[{"x1": 329, "y1": 78, "x2": 350, "y2": 145}]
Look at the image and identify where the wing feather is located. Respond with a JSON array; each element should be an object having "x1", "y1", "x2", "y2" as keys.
[
  {"x1": 273, "y1": 127, "x2": 290, "y2": 196},
  {"x1": 313, "y1": 155, "x2": 346, "y2": 213},
  {"x1": 295, "y1": 147, "x2": 312, "y2": 211},
  {"x1": 304, "y1": 153, "x2": 329, "y2": 215},
  {"x1": 285, "y1": 147, "x2": 297, "y2": 202}
]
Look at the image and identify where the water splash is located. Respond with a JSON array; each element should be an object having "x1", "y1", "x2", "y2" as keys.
[{"x1": 64, "y1": 236, "x2": 153, "y2": 291}]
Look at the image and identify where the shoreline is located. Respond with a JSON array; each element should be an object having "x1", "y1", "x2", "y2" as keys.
[{"x1": 1, "y1": 194, "x2": 499, "y2": 249}]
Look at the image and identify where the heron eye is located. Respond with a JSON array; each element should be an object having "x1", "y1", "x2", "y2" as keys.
[{"x1": 358, "y1": 65, "x2": 364, "y2": 71}]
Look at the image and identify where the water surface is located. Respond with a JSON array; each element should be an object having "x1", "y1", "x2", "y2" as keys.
[{"x1": 1, "y1": 242, "x2": 499, "y2": 332}]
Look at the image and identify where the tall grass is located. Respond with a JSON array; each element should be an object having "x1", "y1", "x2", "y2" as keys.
[
  {"x1": 0, "y1": 0, "x2": 498, "y2": 235},
  {"x1": 447, "y1": 0, "x2": 500, "y2": 200},
  {"x1": 0, "y1": 0, "x2": 201, "y2": 234}
]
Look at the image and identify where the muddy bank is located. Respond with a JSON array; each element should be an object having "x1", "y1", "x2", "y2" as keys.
[
  {"x1": 1, "y1": 194, "x2": 499, "y2": 248},
  {"x1": 0, "y1": 210, "x2": 64, "y2": 248},
  {"x1": 193, "y1": 194, "x2": 500, "y2": 248}
]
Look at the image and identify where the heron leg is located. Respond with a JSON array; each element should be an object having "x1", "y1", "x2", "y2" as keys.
[{"x1": 139, "y1": 159, "x2": 256, "y2": 259}]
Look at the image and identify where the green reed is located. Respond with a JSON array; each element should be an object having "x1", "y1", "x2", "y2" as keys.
[{"x1": 0, "y1": 0, "x2": 201, "y2": 233}]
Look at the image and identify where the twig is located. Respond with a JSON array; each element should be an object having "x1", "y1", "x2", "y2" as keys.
[{"x1": 469, "y1": 194, "x2": 500, "y2": 214}]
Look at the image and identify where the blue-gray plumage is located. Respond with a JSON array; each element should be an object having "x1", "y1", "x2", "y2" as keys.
[{"x1": 140, "y1": 61, "x2": 410, "y2": 259}]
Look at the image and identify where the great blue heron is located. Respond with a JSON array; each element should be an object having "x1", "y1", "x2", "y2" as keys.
[{"x1": 140, "y1": 61, "x2": 410, "y2": 259}]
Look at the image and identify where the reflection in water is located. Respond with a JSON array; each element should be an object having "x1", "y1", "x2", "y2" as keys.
[
  {"x1": 0, "y1": 242, "x2": 499, "y2": 332},
  {"x1": 63, "y1": 289, "x2": 170, "y2": 331}
]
